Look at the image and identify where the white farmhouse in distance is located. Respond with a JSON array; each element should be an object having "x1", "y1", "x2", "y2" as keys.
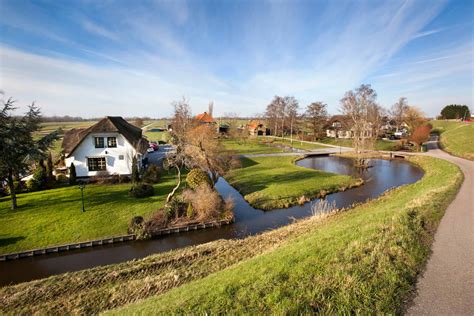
[{"x1": 62, "y1": 116, "x2": 148, "y2": 177}]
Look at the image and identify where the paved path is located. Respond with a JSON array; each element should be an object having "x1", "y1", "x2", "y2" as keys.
[
  {"x1": 241, "y1": 146, "x2": 353, "y2": 158},
  {"x1": 407, "y1": 136, "x2": 474, "y2": 315}
]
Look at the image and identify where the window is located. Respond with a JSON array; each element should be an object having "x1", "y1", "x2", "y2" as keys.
[
  {"x1": 94, "y1": 137, "x2": 104, "y2": 148},
  {"x1": 107, "y1": 137, "x2": 117, "y2": 148},
  {"x1": 88, "y1": 157, "x2": 106, "y2": 171}
]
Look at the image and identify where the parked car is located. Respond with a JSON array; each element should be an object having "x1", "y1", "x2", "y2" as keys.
[{"x1": 148, "y1": 142, "x2": 158, "y2": 152}]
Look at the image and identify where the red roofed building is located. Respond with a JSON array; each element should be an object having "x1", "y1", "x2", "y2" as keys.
[{"x1": 195, "y1": 111, "x2": 215, "y2": 124}]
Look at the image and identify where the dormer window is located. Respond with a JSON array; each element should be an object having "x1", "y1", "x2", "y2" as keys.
[
  {"x1": 107, "y1": 137, "x2": 117, "y2": 148},
  {"x1": 95, "y1": 137, "x2": 104, "y2": 148}
]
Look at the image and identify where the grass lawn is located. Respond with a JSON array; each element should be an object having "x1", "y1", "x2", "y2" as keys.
[
  {"x1": 430, "y1": 120, "x2": 474, "y2": 160},
  {"x1": 320, "y1": 138, "x2": 399, "y2": 151},
  {"x1": 220, "y1": 138, "x2": 285, "y2": 154},
  {"x1": 226, "y1": 156, "x2": 360, "y2": 210},
  {"x1": 266, "y1": 137, "x2": 329, "y2": 151},
  {"x1": 0, "y1": 172, "x2": 181, "y2": 254},
  {"x1": 0, "y1": 156, "x2": 462, "y2": 314}
]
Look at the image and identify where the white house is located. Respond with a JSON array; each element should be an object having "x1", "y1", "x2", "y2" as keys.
[{"x1": 62, "y1": 116, "x2": 148, "y2": 177}]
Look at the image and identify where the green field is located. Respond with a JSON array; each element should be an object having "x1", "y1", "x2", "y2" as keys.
[
  {"x1": 0, "y1": 156, "x2": 462, "y2": 314},
  {"x1": 0, "y1": 172, "x2": 181, "y2": 254},
  {"x1": 221, "y1": 138, "x2": 285, "y2": 154},
  {"x1": 430, "y1": 120, "x2": 474, "y2": 160},
  {"x1": 226, "y1": 156, "x2": 360, "y2": 210}
]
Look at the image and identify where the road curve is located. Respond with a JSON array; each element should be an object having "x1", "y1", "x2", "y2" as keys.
[{"x1": 407, "y1": 137, "x2": 474, "y2": 315}]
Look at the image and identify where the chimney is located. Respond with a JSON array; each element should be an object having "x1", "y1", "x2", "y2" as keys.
[{"x1": 208, "y1": 101, "x2": 214, "y2": 117}]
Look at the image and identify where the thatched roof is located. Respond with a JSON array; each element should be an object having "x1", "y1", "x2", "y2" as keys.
[{"x1": 62, "y1": 116, "x2": 149, "y2": 157}]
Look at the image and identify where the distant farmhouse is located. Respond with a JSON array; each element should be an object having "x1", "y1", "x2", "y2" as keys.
[
  {"x1": 247, "y1": 120, "x2": 270, "y2": 136},
  {"x1": 62, "y1": 116, "x2": 148, "y2": 177}
]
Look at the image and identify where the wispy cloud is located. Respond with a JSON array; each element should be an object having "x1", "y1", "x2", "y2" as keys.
[
  {"x1": 0, "y1": 0, "x2": 471, "y2": 117},
  {"x1": 80, "y1": 19, "x2": 120, "y2": 42}
]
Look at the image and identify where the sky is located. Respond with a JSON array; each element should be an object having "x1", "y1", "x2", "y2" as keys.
[{"x1": 0, "y1": 0, "x2": 472, "y2": 118}]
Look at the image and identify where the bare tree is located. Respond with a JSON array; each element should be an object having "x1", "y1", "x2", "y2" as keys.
[
  {"x1": 165, "y1": 98, "x2": 193, "y2": 202},
  {"x1": 265, "y1": 98, "x2": 279, "y2": 137},
  {"x1": 304, "y1": 101, "x2": 328, "y2": 141},
  {"x1": 185, "y1": 125, "x2": 235, "y2": 185},
  {"x1": 390, "y1": 97, "x2": 408, "y2": 131},
  {"x1": 340, "y1": 84, "x2": 378, "y2": 167},
  {"x1": 285, "y1": 96, "x2": 299, "y2": 143},
  {"x1": 404, "y1": 106, "x2": 426, "y2": 131}
]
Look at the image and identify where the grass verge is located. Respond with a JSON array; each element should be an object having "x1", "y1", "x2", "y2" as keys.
[
  {"x1": 226, "y1": 156, "x2": 360, "y2": 210},
  {"x1": 320, "y1": 138, "x2": 399, "y2": 151},
  {"x1": 430, "y1": 120, "x2": 474, "y2": 160},
  {"x1": 0, "y1": 171, "x2": 182, "y2": 254},
  {"x1": 220, "y1": 138, "x2": 285, "y2": 154},
  {"x1": 0, "y1": 156, "x2": 462, "y2": 314}
]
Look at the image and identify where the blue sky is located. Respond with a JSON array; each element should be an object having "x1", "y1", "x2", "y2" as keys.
[{"x1": 0, "y1": 0, "x2": 472, "y2": 117}]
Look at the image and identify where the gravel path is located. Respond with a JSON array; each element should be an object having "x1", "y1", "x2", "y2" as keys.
[{"x1": 408, "y1": 136, "x2": 474, "y2": 315}]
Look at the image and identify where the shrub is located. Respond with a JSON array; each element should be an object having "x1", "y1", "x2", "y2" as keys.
[
  {"x1": 26, "y1": 179, "x2": 41, "y2": 192},
  {"x1": 56, "y1": 174, "x2": 69, "y2": 183},
  {"x1": 69, "y1": 163, "x2": 77, "y2": 185},
  {"x1": 7, "y1": 181, "x2": 27, "y2": 194},
  {"x1": 186, "y1": 168, "x2": 211, "y2": 190},
  {"x1": 30, "y1": 166, "x2": 49, "y2": 191},
  {"x1": 182, "y1": 184, "x2": 223, "y2": 220},
  {"x1": 129, "y1": 183, "x2": 154, "y2": 198},
  {"x1": 119, "y1": 175, "x2": 131, "y2": 183},
  {"x1": 145, "y1": 210, "x2": 169, "y2": 232},
  {"x1": 142, "y1": 165, "x2": 161, "y2": 184}
]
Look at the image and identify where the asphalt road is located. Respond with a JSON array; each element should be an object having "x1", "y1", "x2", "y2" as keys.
[{"x1": 407, "y1": 136, "x2": 474, "y2": 315}]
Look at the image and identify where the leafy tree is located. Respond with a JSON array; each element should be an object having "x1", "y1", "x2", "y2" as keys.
[
  {"x1": 0, "y1": 98, "x2": 58, "y2": 209},
  {"x1": 440, "y1": 104, "x2": 471, "y2": 120},
  {"x1": 304, "y1": 101, "x2": 328, "y2": 140},
  {"x1": 69, "y1": 163, "x2": 77, "y2": 185}
]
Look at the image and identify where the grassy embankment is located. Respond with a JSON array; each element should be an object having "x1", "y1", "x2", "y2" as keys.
[
  {"x1": 0, "y1": 156, "x2": 462, "y2": 314},
  {"x1": 320, "y1": 138, "x2": 399, "y2": 151},
  {"x1": 430, "y1": 120, "x2": 474, "y2": 160},
  {"x1": 0, "y1": 171, "x2": 182, "y2": 254},
  {"x1": 226, "y1": 156, "x2": 360, "y2": 210}
]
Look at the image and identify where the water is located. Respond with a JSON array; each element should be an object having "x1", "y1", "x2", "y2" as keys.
[{"x1": 0, "y1": 156, "x2": 423, "y2": 286}]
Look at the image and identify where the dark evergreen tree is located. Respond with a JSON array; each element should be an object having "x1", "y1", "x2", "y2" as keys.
[
  {"x1": 69, "y1": 163, "x2": 77, "y2": 185},
  {"x1": 131, "y1": 156, "x2": 140, "y2": 183},
  {"x1": 0, "y1": 98, "x2": 58, "y2": 209}
]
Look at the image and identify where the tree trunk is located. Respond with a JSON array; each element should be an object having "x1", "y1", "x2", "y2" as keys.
[
  {"x1": 166, "y1": 166, "x2": 181, "y2": 203},
  {"x1": 7, "y1": 169, "x2": 17, "y2": 210},
  {"x1": 290, "y1": 119, "x2": 293, "y2": 143}
]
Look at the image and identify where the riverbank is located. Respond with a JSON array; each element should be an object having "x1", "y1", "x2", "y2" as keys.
[
  {"x1": 0, "y1": 155, "x2": 462, "y2": 314},
  {"x1": 225, "y1": 156, "x2": 361, "y2": 210}
]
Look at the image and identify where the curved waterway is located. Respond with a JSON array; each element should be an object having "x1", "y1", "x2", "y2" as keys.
[{"x1": 0, "y1": 156, "x2": 423, "y2": 286}]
